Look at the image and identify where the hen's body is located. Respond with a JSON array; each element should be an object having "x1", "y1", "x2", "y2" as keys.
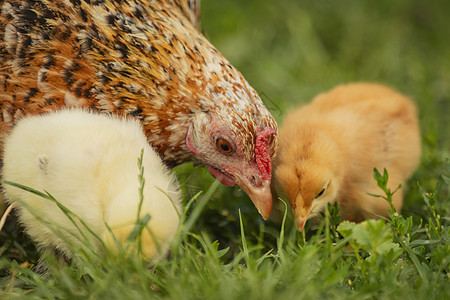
[
  {"x1": 0, "y1": 0, "x2": 277, "y2": 218},
  {"x1": 274, "y1": 83, "x2": 421, "y2": 229}
]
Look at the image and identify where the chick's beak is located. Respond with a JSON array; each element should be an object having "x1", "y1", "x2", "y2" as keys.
[
  {"x1": 235, "y1": 176, "x2": 273, "y2": 220},
  {"x1": 296, "y1": 216, "x2": 308, "y2": 231},
  {"x1": 294, "y1": 206, "x2": 312, "y2": 231}
]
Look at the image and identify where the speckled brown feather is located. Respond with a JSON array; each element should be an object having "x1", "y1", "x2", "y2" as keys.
[{"x1": 0, "y1": 0, "x2": 277, "y2": 168}]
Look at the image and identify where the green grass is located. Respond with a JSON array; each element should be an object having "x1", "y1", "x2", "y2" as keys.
[{"x1": 1, "y1": 0, "x2": 449, "y2": 298}]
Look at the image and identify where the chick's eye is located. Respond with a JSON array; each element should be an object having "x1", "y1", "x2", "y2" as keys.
[
  {"x1": 315, "y1": 188, "x2": 326, "y2": 199},
  {"x1": 216, "y1": 138, "x2": 233, "y2": 153}
]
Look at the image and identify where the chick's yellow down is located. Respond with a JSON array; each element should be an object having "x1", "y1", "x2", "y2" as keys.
[
  {"x1": 2, "y1": 110, "x2": 181, "y2": 260},
  {"x1": 274, "y1": 83, "x2": 421, "y2": 230}
]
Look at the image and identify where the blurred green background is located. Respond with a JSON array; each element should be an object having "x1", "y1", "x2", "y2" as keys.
[
  {"x1": 201, "y1": 0, "x2": 449, "y2": 139},
  {"x1": 174, "y1": 0, "x2": 450, "y2": 249}
]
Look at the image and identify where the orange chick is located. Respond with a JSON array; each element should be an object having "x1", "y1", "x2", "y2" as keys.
[{"x1": 274, "y1": 83, "x2": 421, "y2": 230}]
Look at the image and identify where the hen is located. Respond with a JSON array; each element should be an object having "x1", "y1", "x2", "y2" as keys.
[
  {"x1": 0, "y1": 0, "x2": 277, "y2": 219},
  {"x1": 2, "y1": 109, "x2": 181, "y2": 260},
  {"x1": 274, "y1": 83, "x2": 421, "y2": 230}
]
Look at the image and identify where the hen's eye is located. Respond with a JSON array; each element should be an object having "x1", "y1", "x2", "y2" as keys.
[
  {"x1": 216, "y1": 138, "x2": 233, "y2": 153},
  {"x1": 315, "y1": 188, "x2": 326, "y2": 199}
]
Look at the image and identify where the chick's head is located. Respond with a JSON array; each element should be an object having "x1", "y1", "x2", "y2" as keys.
[{"x1": 274, "y1": 130, "x2": 344, "y2": 230}]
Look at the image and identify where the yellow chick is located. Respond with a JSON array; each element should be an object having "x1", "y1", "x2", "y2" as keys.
[
  {"x1": 2, "y1": 110, "x2": 181, "y2": 260},
  {"x1": 274, "y1": 83, "x2": 421, "y2": 230}
]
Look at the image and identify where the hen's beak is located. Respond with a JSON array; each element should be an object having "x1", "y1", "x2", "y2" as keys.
[
  {"x1": 235, "y1": 176, "x2": 272, "y2": 220},
  {"x1": 205, "y1": 165, "x2": 272, "y2": 219}
]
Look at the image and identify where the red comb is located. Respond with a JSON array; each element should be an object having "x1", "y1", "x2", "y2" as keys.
[{"x1": 255, "y1": 127, "x2": 276, "y2": 180}]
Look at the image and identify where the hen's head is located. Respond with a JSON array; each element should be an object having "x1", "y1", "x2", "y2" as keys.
[{"x1": 186, "y1": 97, "x2": 277, "y2": 220}]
